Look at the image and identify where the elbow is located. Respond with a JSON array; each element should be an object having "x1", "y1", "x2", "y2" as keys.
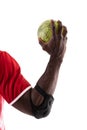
[
  {"x1": 33, "y1": 107, "x2": 52, "y2": 119},
  {"x1": 31, "y1": 96, "x2": 54, "y2": 119},
  {"x1": 30, "y1": 86, "x2": 54, "y2": 119},
  {"x1": 32, "y1": 106, "x2": 53, "y2": 119}
]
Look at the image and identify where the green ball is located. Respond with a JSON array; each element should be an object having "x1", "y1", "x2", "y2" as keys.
[{"x1": 37, "y1": 20, "x2": 59, "y2": 44}]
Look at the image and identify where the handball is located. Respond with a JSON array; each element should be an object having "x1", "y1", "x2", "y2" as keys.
[{"x1": 37, "y1": 20, "x2": 59, "y2": 44}]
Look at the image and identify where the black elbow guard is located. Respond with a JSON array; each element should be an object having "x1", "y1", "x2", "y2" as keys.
[{"x1": 30, "y1": 84, "x2": 54, "y2": 119}]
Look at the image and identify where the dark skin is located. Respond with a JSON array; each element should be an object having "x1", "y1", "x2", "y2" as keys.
[{"x1": 12, "y1": 20, "x2": 67, "y2": 117}]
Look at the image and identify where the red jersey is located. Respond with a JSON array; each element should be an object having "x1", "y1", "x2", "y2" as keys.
[
  {"x1": 0, "y1": 96, "x2": 4, "y2": 130},
  {"x1": 0, "y1": 51, "x2": 31, "y2": 130}
]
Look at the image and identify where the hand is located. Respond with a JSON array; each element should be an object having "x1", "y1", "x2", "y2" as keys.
[{"x1": 39, "y1": 20, "x2": 67, "y2": 62}]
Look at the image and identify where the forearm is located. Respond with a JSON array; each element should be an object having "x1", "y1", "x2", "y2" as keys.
[
  {"x1": 31, "y1": 55, "x2": 62, "y2": 106},
  {"x1": 37, "y1": 55, "x2": 62, "y2": 94}
]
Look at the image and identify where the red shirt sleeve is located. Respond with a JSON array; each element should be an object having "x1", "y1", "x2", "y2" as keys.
[{"x1": 0, "y1": 51, "x2": 31, "y2": 105}]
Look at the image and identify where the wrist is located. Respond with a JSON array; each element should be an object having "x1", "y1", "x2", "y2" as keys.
[{"x1": 50, "y1": 54, "x2": 63, "y2": 66}]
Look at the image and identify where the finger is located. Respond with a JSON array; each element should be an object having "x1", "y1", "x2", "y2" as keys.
[
  {"x1": 58, "y1": 39, "x2": 67, "y2": 58},
  {"x1": 62, "y1": 26, "x2": 67, "y2": 37},
  {"x1": 38, "y1": 37, "x2": 49, "y2": 52},
  {"x1": 51, "y1": 20, "x2": 56, "y2": 41},
  {"x1": 57, "y1": 20, "x2": 62, "y2": 37},
  {"x1": 64, "y1": 37, "x2": 68, "y2": 45},
  {"x1": 60, "y1": 36, "x2": 67, "y2": 49},
  {"x1": 58, "y1": 36, "x2": 67, "y2": 53},
  {"x1": 56, "y1": 20, "x2": 62, "y2": 49},
  {"x1": 38, "y1": 38, "x2": 45, "y2": 46}
]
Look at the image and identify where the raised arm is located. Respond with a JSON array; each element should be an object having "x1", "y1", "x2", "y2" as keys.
[{"x1": 12, "y1": 20, "x2": 67, "y2": 119}]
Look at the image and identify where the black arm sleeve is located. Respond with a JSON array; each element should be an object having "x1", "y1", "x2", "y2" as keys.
[{"x1": 30, "y1": 84, "x2": 54, "y2": 119}]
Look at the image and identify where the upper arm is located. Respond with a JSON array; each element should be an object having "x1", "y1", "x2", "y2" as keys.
[{"x1": 12, "y1": 88, "x2": 33, "y2": 116}]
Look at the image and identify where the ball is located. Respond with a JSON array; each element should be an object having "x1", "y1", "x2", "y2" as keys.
[{"x1": 37, "y1": 20, "x2": 59, "y2": 44}]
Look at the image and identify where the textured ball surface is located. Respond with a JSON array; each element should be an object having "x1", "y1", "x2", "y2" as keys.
[{"x1": 37, "y1": 20, "x2": 58, "y2": 44}]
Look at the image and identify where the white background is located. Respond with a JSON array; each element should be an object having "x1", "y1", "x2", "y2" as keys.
[{"x1": 0, "y1": 0, "x2": 87, "y2": 130}]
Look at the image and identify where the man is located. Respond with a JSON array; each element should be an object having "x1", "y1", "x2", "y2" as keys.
[{"x1": 0, "y1": 20, "x2": 67, "y2": 129}]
